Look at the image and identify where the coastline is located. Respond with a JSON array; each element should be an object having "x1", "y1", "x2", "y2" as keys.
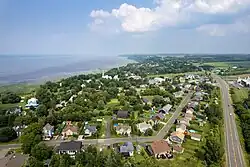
[{"x1": 0, "y1": 56, "x2": 136, "y2": 87}]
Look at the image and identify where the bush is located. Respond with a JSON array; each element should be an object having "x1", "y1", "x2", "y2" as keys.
[{"x1": 0, "y1": 127, "x2": 17, "y2": 142}]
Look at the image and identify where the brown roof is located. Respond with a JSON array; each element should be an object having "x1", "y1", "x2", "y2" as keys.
[
  {"x1": 173, "y1": 145, "x2": 184, "y2": 152},
  {"x1": 62, "y1": 125, "x2": 78, "y2": 133},
  {"x1": 151, "y1": 140, "x2": 171, "y2": 154},
  {"x1": 171, "y1": 131, "x2": 185, "y2": 140}
]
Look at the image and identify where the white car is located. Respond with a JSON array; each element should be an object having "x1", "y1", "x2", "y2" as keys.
[{"x1": 230, "y1": 113, "x2": 232, "y2": 116}]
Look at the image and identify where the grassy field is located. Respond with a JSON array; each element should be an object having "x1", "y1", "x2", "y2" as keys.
[
  {"x1": 0, "y1": 83, "x2": 38, "y2": 95},
  {"x1": 147, "y1": 71, "x2": 204, "y2": 78},
  {"x1": 196, "y1": 61, "x2": 250, "y2": 69},
  {"x1": 158, "y1": 139, "x2": 205, "y2": 167},
  {"x1": 231, "y1": 88, "x2": 248, "y2": 103}
]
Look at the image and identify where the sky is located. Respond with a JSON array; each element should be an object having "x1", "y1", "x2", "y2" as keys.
[{"x1": 0, "y1": 0, "x2": 250, "y2": 55}]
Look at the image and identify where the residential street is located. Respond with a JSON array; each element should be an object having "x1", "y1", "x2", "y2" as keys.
[
  {"x1": 0, "y1": 92, "x2": 192, "y2": 150},
  {"x1": 213, "y1": 74, "x2": 246, "y2": 167}
]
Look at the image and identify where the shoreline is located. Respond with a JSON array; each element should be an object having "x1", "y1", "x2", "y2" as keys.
[{"x1": 0, "y1": 57, "x2": 136, "y2": 86}]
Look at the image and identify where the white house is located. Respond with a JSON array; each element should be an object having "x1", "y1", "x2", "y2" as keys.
[
  {"x1": 190, "y1": 133, "x2": 202, "y2": 141},
  {"x1": 176, "y1": 124, "x2": 186, "y2": 133},
  {"x1": 25, "y1": 98, "x2": 39, "y2": 108},
  {"x1": 136, "y1": 122, "x2": 152, "y2": 133},
  {"x1": 115, "y1": 124, "x2": 131, "y2": 136}
]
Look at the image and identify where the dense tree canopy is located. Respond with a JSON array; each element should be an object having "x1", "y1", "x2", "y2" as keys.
[{"x1": 0, "y1": 92, "x2": 21, "y2": 104}]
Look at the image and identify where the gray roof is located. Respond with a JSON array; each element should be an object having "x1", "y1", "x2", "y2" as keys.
[
  {"x1": 120, "y1": 142, "x2": 134, "y2": 153},
  {"x1": 117, "y1": 111, "x2": 129, "y2": 118},
  {"x1": 43, "y1": 123, "x2": 54, "y2": 131},
  {"x1": 58, "y1": 141, "x2": 82, "y2": 152},
  {"x1": 162, "y1": 104, "x2": 172, "y2": 112},
  {"x1": 85, "y1": 125, "x2": 97, "y2": 133}
]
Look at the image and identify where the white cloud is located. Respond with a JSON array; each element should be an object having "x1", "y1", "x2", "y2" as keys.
[
  {"x1": 197, "y1": 15, "x2": 250, "y2": 36},
  {"x1": 90, "y1": 0, "x2": 250, "y2": 32}
]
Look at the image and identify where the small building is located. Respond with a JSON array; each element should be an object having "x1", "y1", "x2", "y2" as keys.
[
  {"x1": 176, "y1": 124, "x2": 186, "y2": 133},
  {"x1": 151, "y1": 140, "x2": 172, "y2": 159},
  {"x1": 117, "y1": 110, "x2": 130, "y2": 119},
  {"x1": 170, "y1": 131, "x2": 185, "y2": 144},
  {"x1": 186, "y1": 108, "x2": 194, "y2": 114},
  {"x1": 84, "y1": 125, "x2": 97, "y2": 137},
  {"x1": 172, "y1": 145, "x2": 184, "y2": 153},
  {"x1": 115, "y1": 124, "x2": 131, "y2": 136},
  {"x1": 25, "y1": 98, "x2": 39, "y2": 108},
  {"x1": 173, "y1": 91, "x2": 184, "y2": 98},
  {"x1": 61, "y1": 125, "x2": 78, "y2": 137},
  {"x1": 159, "y1": 104, "x2": 172, "y2": 114},
  {"x1": 120, "y1": 142, "x2": 134, "y2": 157},
  {"x1": 179, "y1": 118, "x2": 190, "y2": 126},
  {"x1": 57, "y1": 141, "x2": 82, "y2": 158},
  {"x1": 184, "y1": 113, "x2": 193, "y2": 121},
  {"x1": 43, "y1": 123, "x2": 54, "y2": 139},
  {"x1": 190, "y1": 133, "x2": 202, "y2": 141},
  {"x1": 137, "y1": 122, "x2": 152, "y2": 133}
]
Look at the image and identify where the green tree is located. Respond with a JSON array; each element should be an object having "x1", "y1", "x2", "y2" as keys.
[
  {"x1": 24, "y1": 157, "x2": 44, "y2": 167},
  {"x1": 31, "y1": 142, "x2": 52, "y2": 161},
  {"x1": 97, "y1": 100, "x2": 105, "y2": 110},
  {"x1": 20, "y1": 123, "x2": 42, "y2": 154},
  {"x1": 144, "y1": 128, "x2": 153, "y2": 136},
  {"x1": 0, "y1": 127, "x2": 17, "y2": 142},
  {"x1": 0, "y1": 92, "x2": 21, "y2": 104},
  {"x1": 36, "y1": 104, "x2": 48, "y2": 117}
]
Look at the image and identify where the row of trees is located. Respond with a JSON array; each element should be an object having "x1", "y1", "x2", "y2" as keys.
[
  {"x1": 24, "y1": 144, "x2": 160, "y2": 167},
  {"x1": 231, "y1": 89, "x2": 250, "y2": 153},
  {"x1": 0, "y1": 91, "x2": 21, "y2": 104}
]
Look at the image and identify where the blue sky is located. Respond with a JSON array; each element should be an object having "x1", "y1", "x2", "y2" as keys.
[{"x1": 1, "y1": 0, "x2": 250, "y2": 55}]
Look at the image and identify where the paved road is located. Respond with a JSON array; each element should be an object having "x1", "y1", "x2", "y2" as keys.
[
  {"x1": 213, "y1": 74, "x2": 245, "y2": 167},
  {"x1": 0, "y1": 92, "x2": 192, "y2": 149}
]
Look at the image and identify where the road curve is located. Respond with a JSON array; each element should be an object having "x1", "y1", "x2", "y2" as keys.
[
  {"x1": 213, "y1": 74, "x2": 245, "y2": 167},
  {"x1": 0, "y1": 92, "x2": 192, "y2": 150}
]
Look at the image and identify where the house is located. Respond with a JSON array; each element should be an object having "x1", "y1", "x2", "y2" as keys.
[
  {"x1": 188, "y1": 101, "x2": 199, "y2": 109},
  {"x1": 117, "y1": 110, "x2": 129, "y2": 119},
  {"x1": 173, "y1": 91, "x2": 184, "y2": 98},
  {"x1": 119, "y1": 142, "x2": 134, "y2": 157},
  {"x1": 25, "y1": 98, "x2": 39, "y2": 108},
  {"x1": 128, "y1": 75, "x2": 141, "y2": 80},
  {"x1": 115, "y1": 124, "x2": 131, "y2": 136},
  {"x1": 159, "y1": 104, "x2": 172, "y2": 114},
  {"x1": 0, "y1": 153, "x2": 28, "y2": 167},
  {"x1": 13, "y1": 125, "x2": 27, "y2": 137},
  {"x1": 142, "y1": 98, "x2": 149, "y2": 104},
  {"x1": 190, "y1": 133, "x2": 202, "y2": 141},
  {"x1": 7, "y1": 107, "x2": 22, "y2": 115},
  {"x1": 152, "y1": 113, "x2": 165, "y2": 123},
  {"x1": 186, "y1": 108, "x2": 194, "y2": 114},
  {"x1": 113, "y1": 75, "x2": 119, "y2": 80},
  {"x1": 145, "y1": 145, "x2": 154, "y2": 156},
  {"x1": 61, "y1": 125, "x2": 78, "y2": 137},
  {"x1": 57, "y1": 141, "x2": 82, "y2": 158},
  {"x1": 176, "y1": 124, "x2": 186, "y2": 133},
  {"x1": 170, "y1": 131, "x2": 185, "y2": 144},
  {"x1": 149, "y1": 78, "x2": 165, "y2": 85},
  {"x1": 151, "y1": 140, "x2": 172, "y2": 159},
  {"x1": 179, "y1": 118, "x2": 190, "y2": 126},
  {"x1": 43, "y1": 123, "x2": 54, "y2": 139},
  {"x1": 193, "y1": 92, "x2": 203, "y2": 101},
  {"x1": 137, "y1": 122, "x2": 152, "y2": 133},
  {"x1": 184, "y1": 113, "x2": 193, "y2": 121},
  {"x1": 172, "y1": 145, "x2": 184, "y2": 153},
  {"x1": 84, "y1": 125, "x2": 97, "y2": 137}
]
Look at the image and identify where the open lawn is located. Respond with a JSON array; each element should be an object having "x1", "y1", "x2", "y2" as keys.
[
  {"x1": 0, "y1": 103, "x2": 19, "y2": 110},
  {"x1": 158, "y1": 139, "x2": 204, "y2": 167},
  {"x1": 0, "y1": 83, "x2": 38, "y2": 95},
  {"x1": 147, "y1": 71, "x2": 204, "y2": 78},
  {"x1": 231, "y1": 88, "x2": 248, "y2": 103}
]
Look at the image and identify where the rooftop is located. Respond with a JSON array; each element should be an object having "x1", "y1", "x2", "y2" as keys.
[
  {"x1": 58, "y1": 141, "x2": 82, "y2": 151},
  {"x1": 151, "y1": 140, "x2": 171, "y2": 154}
]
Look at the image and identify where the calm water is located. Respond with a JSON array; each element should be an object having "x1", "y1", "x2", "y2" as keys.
[{"x1": 0, "y1": 55, "x2": 132, "y2": 84}]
